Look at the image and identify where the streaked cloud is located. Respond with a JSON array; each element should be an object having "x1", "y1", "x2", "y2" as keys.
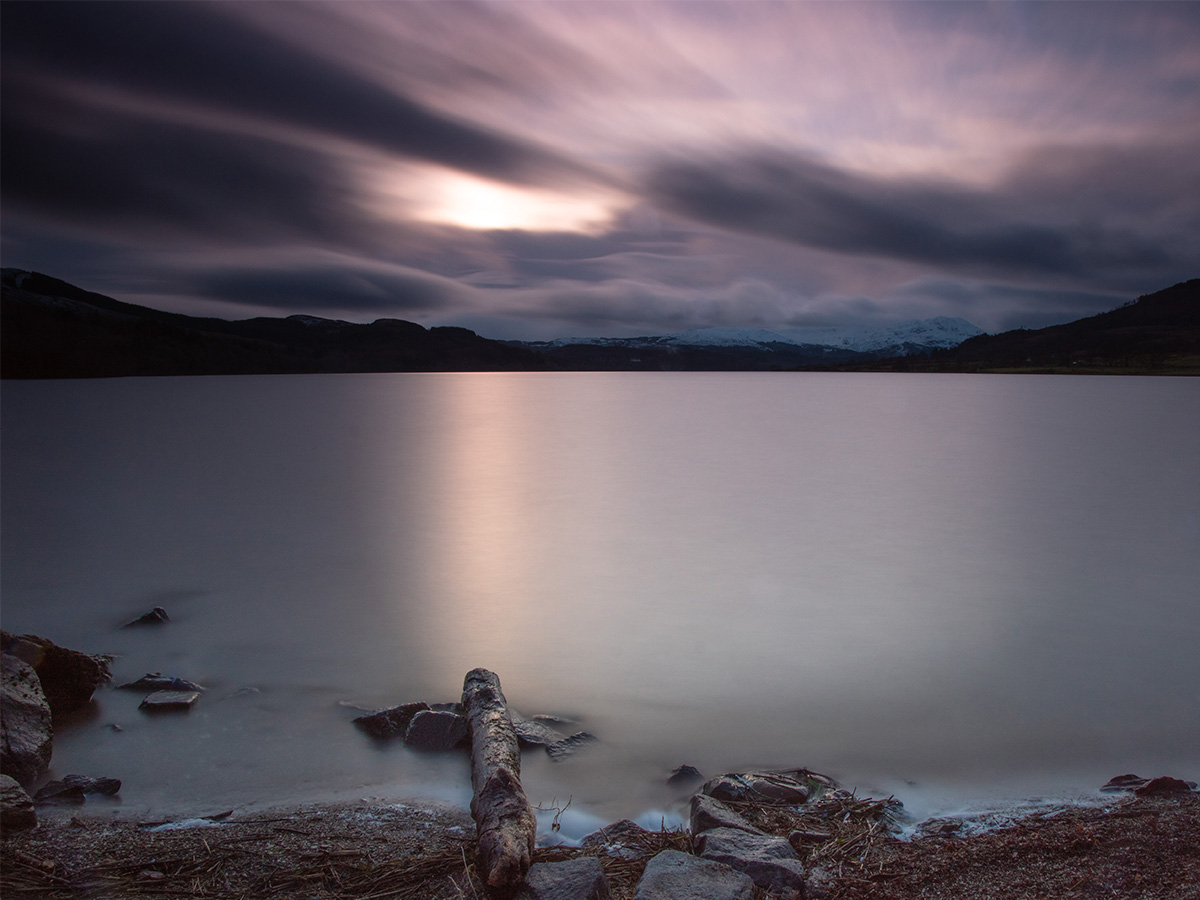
[{"x1": 2, "y1": 1, "x2": 1196, "y2": 338}]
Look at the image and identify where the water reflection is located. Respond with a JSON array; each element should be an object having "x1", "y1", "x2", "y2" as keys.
[{"x1": 2, "y1": 373, "x2": 1197, "y2": 820}]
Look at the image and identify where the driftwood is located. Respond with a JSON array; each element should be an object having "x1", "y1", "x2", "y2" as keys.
[{"x1": 461, "y1": 668, "x2": 537, "y2": 896}]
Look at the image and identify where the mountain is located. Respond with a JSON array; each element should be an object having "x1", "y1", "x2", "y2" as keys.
[
  {"x1": 829, "y1": 279, "x2": 1200, "y2": 375},
  {"x1": 512, "y1": 317, "x2": 983, "y2": 371},
  {"x1": 1, "y1": 269, "x2": 546, "y2": 378}
]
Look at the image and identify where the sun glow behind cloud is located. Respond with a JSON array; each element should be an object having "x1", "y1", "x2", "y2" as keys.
[{"x1": 377, "y1": 165, "x2": 621, "y2": 233}]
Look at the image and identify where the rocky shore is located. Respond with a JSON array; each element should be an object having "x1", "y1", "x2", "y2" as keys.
[
  {"x1": 4, "y1": 629, "x2": 1198, "y2": 898},
  {"x1": 3, "y1": 790, "x2": 1198, "y2": 899}
]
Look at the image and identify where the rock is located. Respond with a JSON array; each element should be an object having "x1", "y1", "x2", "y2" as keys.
[
  {"x1": 117, "y1": 673, "x2": 204, "y2": 692},
  {"x1": 580, "y1": 819, "x2": 654, "y2": 858},
  {"x1": 516, "y1": 857, "x2": 611, "y2": 900},
  {"x1": 35, "y1": 774, "x2": 121, "y2": 802},
  {"x1": 702, "y1": 771, "x2": 811, "y2": 805},
  {"x1": 33, "y1": 782, "x2": 85, "y2": 804},
  {"x1": 1, "y1": 654, "x2": 53, "y2": 788},
  {"x1": 546, "y1": 731, "x2": 598, "y2": 761},
  {"x1": 668, "y1": 764, "x2": 704, "y2": 788},
  {"x1": 0, "y1": 773, "x2": 37, "y2": 830},
  {"x1": 512, "y1": 714, "x2": 565, "y2": 748},
  {"x1": 634, "y1": 848, "x2": 754, "y2": 900},
  {"x1": 690, "y1": 793, "x2": 765, "y2": 836},
  {"x1": 694, "y1": 827, "x2": 806, "y2": 895},
  {"x1": 1135, "y1": 776, "x2": 1194, "y2": 797},
  {"x1": 1101, "y1": 773, "x2": 1149, "y2": 792},
  {"x1": 139, "y1": 690, "x2": 201, "y2": 712},
  {"x1": 2, "y1": 631, "x2": 111, "y2": 716},
  {"x1": 124, "y1": 607, "x2": 170, "y2": 627},
  {"x1": 805, "y1": 865, "x2": 837, "y2": 899},
  {"x1": 914, "y1": 818, "x2": 963, "y2": 837},
  {"x1": 404, "y1": 709, "x2": 469, "y2": 751},
  {"x1": 353, "y1": 702, "x2": 430, "y2": 740}
]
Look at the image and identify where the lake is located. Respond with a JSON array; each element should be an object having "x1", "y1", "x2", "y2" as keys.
[{"x1": 2, "y1": 372, "x2": 1197, "y2": 836}]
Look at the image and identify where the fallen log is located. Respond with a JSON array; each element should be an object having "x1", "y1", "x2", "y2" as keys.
[{"x1": 461, "y1": 668, "x2": 537, "y2": 896}]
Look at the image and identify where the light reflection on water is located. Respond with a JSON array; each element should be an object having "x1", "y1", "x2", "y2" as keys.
[{"x1": 2, "y1": 372, "x2": 1198, "y2": 824}]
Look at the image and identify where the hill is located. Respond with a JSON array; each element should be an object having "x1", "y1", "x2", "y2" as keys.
[
  {"x1": 508, "y1": 318, "x2": 983, "y2": 371},
  {"x1": 1, "y1": 269, "x2": 546, "y2": 378},
  {"x1": 814, "y1": 280, "x2": 1200, "y2": 375}
]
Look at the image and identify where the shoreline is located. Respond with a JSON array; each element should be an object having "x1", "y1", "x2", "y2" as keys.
[{"x1": 5, "y1": 783, "x2": 1197, "y2": 899}]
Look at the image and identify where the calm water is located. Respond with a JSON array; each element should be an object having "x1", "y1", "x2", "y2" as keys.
[{"x1": 2, "y1": 373, "x2": 1198, "y2": 833}]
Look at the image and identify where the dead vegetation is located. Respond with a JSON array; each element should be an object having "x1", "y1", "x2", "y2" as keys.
[{"x1": 4, "y1": 793, "x2": 1198, "y2": 900}]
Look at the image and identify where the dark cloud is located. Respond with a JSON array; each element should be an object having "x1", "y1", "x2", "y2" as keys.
[
  {"x1": 1, "y1": 84, "x2": 363, "y2": 245},
  {"x1": 648, "y1": 150, "x2": 1178, "y2": 280},
  {"x1": 0, "y1": 1, "x2": 594, "y2": 188},
  {"x1": 186, "y1": 264, "x2": 459, "y2": 315}
]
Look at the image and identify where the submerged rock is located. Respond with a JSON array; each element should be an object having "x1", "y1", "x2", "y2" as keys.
[
  {"x1": 1, "y1": 653, "x2": 52, "y2": 788},
  {"x1": 546, "y1": 731, "x2": 598, "y2": 761},
  {"x1": 512, "y1": 713, "x2": 565, "y2": 748},
  {"x1": 634, "y1": 848, "x2": 754, "y2": 900},
  {"x1": 1101, "y1": 773, "x2": 1149, "y2": 792},
  {"x1": 0, "y1": 774, "x2": 37, "y2": 830},
  {"x1": 123, "y1": 607, "x2": 170, "y2": 627},
  {"x1": 118, "y1": 673, "x2": 205, "y2": 693},
  {"x1": 139, "y1": 690, "x2": 201, "y2": 712},
  {"x1": 668, "y1": 764, "x2": 704, "y2": 788},
  {"x1": 35, "y1": 774, "x2": 122, "y2": 802},
  {"x1": 353, "y1": 701, "x2": 430, "y2": 740},
  {"x1": 2, "y1": 631, "x2": 111, "y2": 715}
]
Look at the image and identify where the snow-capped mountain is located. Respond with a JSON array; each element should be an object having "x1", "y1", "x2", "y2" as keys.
[{"x1": 543, "y1": 316, "x2": 983, "y2": 356}]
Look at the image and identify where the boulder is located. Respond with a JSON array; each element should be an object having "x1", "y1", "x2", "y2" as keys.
[
  {"x1": 694, "y1": 827, "x2": 806, "y2": 895},
  {"x1": 702, "y1": 771, "x2": 810, "y2": 805},
  {"x1": 1101, "y1": 773, "x2": 1148, "y2": 792},
  {"x1": 668, "y1": 765, "x2": 704, "y2": 788},
  {"x1": 690, "y1": 793, "x2": 765, "y2": 836},
  {"x1": 35, "y1": 774, "x2": 121, "y2": 802},
  {"x1": 353, "y1": 701, "x2": 430, "y2": 739},
  {"x1": 1135, "y1": 776, "x2": 1194, "y2": 797},
  {"x1": 139, "y1": 690, "x2": 201, "y2": 712},
  {"x1": 580, "y1": 819, "x2": 654, "y2": 858},
  {"x1": 634, "y1": 848, "x2": 754, "y2": 900},
  {"x1": 124, "y1": 607, "x2": 170, "y2": 627},
  {"x1": 1, "y1": 631, "x2": 111, "y2": 716},
  {"x1": 516, "y1": 857, "x2": 611, "y2": 900},
  {"x1": 0, "y1": 773, "x2": 37, "y2": 831},
  {"x1": 546, "y1": 731, "x2": 598, "y2": 761},
  {"x1": 1, "y1": 653, "x2": 53, "y2": 788},
  {"x1": 117, "y1": 673, "x2": 204, "y2": 693},
  {"x1": 404, "y1": 709, "x2": 468, "y2": 751},
  {"x1": 33, "y1": 781, "x2": 85, "y2": 804}
]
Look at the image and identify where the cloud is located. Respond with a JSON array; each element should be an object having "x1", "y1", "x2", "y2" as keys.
[
  {"x1": 0, "y1": 1, "x2": 596, "y2": 189},
  {"x1": 1, "y1": 84, "x2": 364, "y2": 245},
  {"x1": 185, "y1": 261, "x2": 461, "y2": 316},
  {"x1": 647, "y1": 148, "x2": 1184, "y2": 282}
]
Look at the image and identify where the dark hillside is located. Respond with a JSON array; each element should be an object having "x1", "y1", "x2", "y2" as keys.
[
  {"x1": 824, "y1": 279, "x2": 1200, "y2": 375},
  {"x1": 1, "y1": 269, "x2": 547, "y2": 378}
]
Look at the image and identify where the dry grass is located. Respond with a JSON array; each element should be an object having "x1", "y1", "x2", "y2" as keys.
[{"x1": 5, "y1": 792, "x2": 1198, "y2": 900}]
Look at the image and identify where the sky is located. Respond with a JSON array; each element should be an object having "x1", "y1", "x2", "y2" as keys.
[{"x1": 3, "y1": 1, "x2": 1198, "y2": 340}]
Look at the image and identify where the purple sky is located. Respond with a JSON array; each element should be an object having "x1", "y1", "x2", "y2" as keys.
[{"x1": 3, "y1": 1, "x2": 1198, "y2": 339}]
